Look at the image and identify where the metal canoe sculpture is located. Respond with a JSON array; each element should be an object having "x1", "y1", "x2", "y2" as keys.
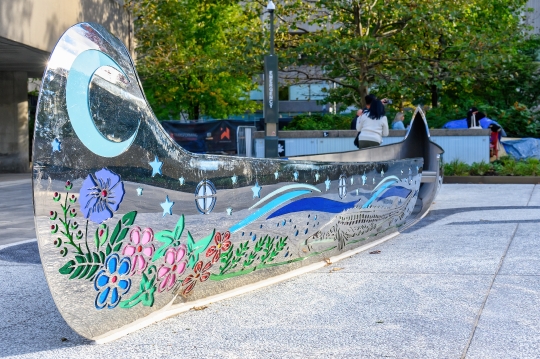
[{"x1": 32, "y1": 23, "x2": 443, "y2": 342}]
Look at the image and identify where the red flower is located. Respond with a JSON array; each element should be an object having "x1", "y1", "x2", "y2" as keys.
[
  {"x1": 206, "y1": 231, "x2": 232, "y2": 263},
  {"x1": 181, "y1": 260, "x2": 212, "y2": 295}
]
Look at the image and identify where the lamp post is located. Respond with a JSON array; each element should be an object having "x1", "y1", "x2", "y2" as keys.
[{"x1": 264, "y1": 0, "x2": 279, "y2": 158}]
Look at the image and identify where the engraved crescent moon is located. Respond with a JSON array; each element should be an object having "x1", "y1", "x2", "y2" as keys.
[{"x1": 66, "y1": 49, "x2": 140, "y2": 158}]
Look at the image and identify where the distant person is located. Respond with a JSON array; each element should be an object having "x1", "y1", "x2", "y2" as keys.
[
  {"x1": 466, "y1": 107, "x2": 479, "y2": 128},
  {"x1": 392, "y1": 112, "x2": 406, "y2": 130},
  {"x1": 356, "y1": 98, "x2": 389, "y2": 149}
]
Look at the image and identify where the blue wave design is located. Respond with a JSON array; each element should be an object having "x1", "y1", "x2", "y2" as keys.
[
  {"x1": 377, "y1": 186, "x2": 411, "y2": 201},
  {"x1": 267, "y1": 197, "x2": 357, "y2": 219},
  {"x1": 230, "y1": 190, "x2": 311, "y2": 233},
  {"x1": 362, "y1": 180, "x2": 397, "y2": 208}
]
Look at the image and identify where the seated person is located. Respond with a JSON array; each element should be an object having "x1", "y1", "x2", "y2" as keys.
[{"x1": 391, "y1": 112, "x2": 406, "y2": 130}]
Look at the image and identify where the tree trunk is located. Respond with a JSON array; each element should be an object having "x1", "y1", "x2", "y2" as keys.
[
  {"x1": 430, "y1": 85, "x2": 438, "y2": 108},
  {"x1": 359, "y1": 85, "x2": 369, "y2": 108}
]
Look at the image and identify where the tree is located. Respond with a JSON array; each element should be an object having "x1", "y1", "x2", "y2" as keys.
[
  {"x1": 127, "y1": 0, "x2": 265, "y2": 120},
  {"x1": 274, "y1": 0, "x2": 531, "y2": 109}
]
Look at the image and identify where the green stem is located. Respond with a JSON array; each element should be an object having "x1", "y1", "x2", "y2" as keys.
[
  {"x1": 85, "y1": 220, "x2": 90, "y2": 253},
  {"x1": 210, "y1": 246, "x2": 337, "y2": 281},
  {"x1": 59, "y1": 190, "x2": 82, "y2": 255}
]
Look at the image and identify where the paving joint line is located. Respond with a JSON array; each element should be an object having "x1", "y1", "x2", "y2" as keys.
[{"x1": 460, "y1": 184, "x2": 535, "y2": 358}]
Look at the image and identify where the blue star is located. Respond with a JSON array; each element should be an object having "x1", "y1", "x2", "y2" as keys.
[
  {"x1": 179, "y1": 176, "x2": 185, "y2": 185},
  {"x1": 136, "y1": 187, "x2": 143, "y2": 196},
  {"x1": 160, "y1": 195, "x2": 174, "y2": 216},
  {"x1": 325, "y1": 177, "x2": 331, "y2": 191},
  {"x1": 226, "y1": 207, "x2": 233, "y2": 216},
  {"x1": 293, "y1": 171, "x2": 299, "y2": 181},
  {"x1": 231, "y1": 174, "x2": 238, "y2": 185},
  {"x1": 251, "y1": 182, "x2": 262, "y2": 198},
  {"x1": 149, "y1": 156, "x2": 163, "y2": 177},
  {"x1": 51, "y1": 138, "x2": 61, "y2": 152},
  {"x1": 274, "y1": 171, "x2": 279, "y2": 180}
]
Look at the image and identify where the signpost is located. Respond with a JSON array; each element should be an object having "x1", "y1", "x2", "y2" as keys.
[{"x1": 264, "y1": 1, "x2": 279, "y2": 158}]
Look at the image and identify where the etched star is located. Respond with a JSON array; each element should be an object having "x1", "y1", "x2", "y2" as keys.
[
  {"x1": 136, "y1": 187, "x2": 143, "y2": 196},
  {"x1": 315, "y1": 172, "x2": 320, "y2": 181},
  {"x1": 293, "y1": 171, "x2": 299, "y2": 181},
  {"x1": 149, "y1": 156, "x2": 163, "y2": 177},
  {"x1": 231, "y1": 174, "x2": 238, "y2": 185},
  {"x1": 251, "y1": 182, "x2": 262, "y2": 198},
  {"x1": 325, "y1": 177, "x2": 331, "y2": 191},
  {"x1": 51, "y1": 138, "x2": 61, "y2": 152},
  {"x1": 160, "y1": 195, "x2": 174, "y2": 217},
  {"x1": 179, "y1": 176, "x2": 185, "y2": 185},
  {"x1": 226, "y1": 207, "x2": 233, "y2": 216},
  {"x1": 274, "y1": 171, "x2": 279, "y2": 180}
]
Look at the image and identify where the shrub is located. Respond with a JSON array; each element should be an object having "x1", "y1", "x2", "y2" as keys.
[
  {"x1": 444, "y1": 159, "x2": 470, "y2": 176},
  {"x1": 283, "y1": 113, "x2": 352, "y2": 131},
  {"x1": 469, "y1": 161, "x2": 492, "y2": 176}
]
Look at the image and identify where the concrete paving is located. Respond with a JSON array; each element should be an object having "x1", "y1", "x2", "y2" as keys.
[
  {"x1": 1, "y1": 183, "x2": 540, "y2": 358},
  {"x1": 0, "y1": 173, "x2": 34, "y2": 246}
]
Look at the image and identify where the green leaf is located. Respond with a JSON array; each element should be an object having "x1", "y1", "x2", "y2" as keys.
[
  {"x1": 108, "y1": 220, "x2": 122, "y2": 245},
  {"x1": 173, "y1": 215, "x2": 185, "y2": 240},
  {"x1": 122, "y1": 211, "x2": 137, "y2": 227},
  {"x1": 187, "y1": 229, "x2": 215, "y2": 269},
  {"x1": 152, "y1": 229, "x2": 174, "y2": 262},
  {"x1": 106, "y1": 243, "x2": 112, "y2": 256},
  {"x1": 113, "y1": 242, "x2": 123, "y2": 252},
  {"x1": 120, "y1": 265, "x2": 157, "y2": 308},
  {"x1": 59, "y1": 260, "x2": 76, "y2": 275}
]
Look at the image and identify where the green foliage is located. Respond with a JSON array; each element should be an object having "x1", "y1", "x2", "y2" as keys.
[
  {"x1": 443, "y1": 157, "x2": 540, "y2": 176},
  {"x1": 120, "y1": 266, "x2": 158, "y2": 308},
  {"x1": 284, "y1": 113, "x2": 352, "y2": 131},
  {"x1": 469, "y1": 161, "x2": 492, "y2": 176},
  {"x1": 127, "y1": 0, "x2": 264, "y2": 120},
  {"x1": 444, "y1": 159, "x2": 471, "y2": 176}
]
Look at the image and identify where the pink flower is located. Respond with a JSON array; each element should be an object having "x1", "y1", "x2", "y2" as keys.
[
  {"x1": 157, "y1": 246, "x2": 187, "y2": 292},
  {"x1": 123, "y1": 227, "x2": 155, "y2": 274},
  {"x1": 206, "y1": 231, "x2": 232, "y2": 263},
  {"x1": 181, "y1": 260, "x2": 212, "y2": 296}
]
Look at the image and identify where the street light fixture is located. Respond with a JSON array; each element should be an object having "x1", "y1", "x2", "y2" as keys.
[{"x1": 264, "y1": 0, "x2": 279, "y2": 158}]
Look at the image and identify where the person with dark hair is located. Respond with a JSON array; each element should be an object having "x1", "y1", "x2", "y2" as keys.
[
  {"x1": 466, "y1": 107, "x2": 479, "y2": 128},
  {"x1": 355, "y1": 98, "x2": 389, "y2": 149}
]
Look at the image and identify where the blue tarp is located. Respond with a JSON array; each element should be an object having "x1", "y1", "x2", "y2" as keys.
[
  {"x1": 442, "y1": 118, "x2": 507, "y2": 137},
  {"x1": 501, "y1": 138, "x2": 540, "y2": 160}
]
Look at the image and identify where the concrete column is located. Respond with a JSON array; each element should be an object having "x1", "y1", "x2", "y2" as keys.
[{"x1": 0, "y1": 72, "x2": 29, "y2": 173}]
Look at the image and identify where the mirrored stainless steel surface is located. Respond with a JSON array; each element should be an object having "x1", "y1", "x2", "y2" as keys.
[{"x1": 32, "y1": 23, "x2": 440, "y2": 341}]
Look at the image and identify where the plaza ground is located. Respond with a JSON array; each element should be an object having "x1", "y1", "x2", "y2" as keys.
[{"x1": 1, "y1": 173, "x2": 539, "y2": 358}]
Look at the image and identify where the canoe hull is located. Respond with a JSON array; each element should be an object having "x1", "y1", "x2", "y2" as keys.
[{"x1": 32, "y1": 23, "x2": 438, "y2": 341}]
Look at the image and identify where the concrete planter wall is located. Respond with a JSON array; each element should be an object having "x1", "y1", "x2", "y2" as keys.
[{"x1": 254, "y1": 129, "x2": 490, "y2": 165}]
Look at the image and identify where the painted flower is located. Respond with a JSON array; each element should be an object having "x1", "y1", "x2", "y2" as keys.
[
  {"x1": 123, "y1": 227, "x2": 155, "y2": 274},
  {"x1": 94, "y1": 254, "x2": 131, "y2": 309},
  {"x1": 181, "y1": 260, "x2": 212, "y2": 296},
  {"x1": 206, "y1": 231, "x2": 232, "y2": 263},
  {"x1": 157, "y1": 246, "x2": 187, "y2": 292},
  {"x1": 80, "y1": 168, "x2": 125, "y2": 224}
]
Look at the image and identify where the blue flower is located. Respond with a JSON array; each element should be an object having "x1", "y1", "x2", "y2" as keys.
[
  {"x1": 94, "y1": 254, "x2": 131, "y2": 309},
  {"x1": 80, "y1": 168, "x2": 125, "y2": 224}
]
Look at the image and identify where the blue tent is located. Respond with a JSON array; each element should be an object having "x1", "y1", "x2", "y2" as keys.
[{"x1": 442, "y1": 118, "x2": 507, "y2": 137}]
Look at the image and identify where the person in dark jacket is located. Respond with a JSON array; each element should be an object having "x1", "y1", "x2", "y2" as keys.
[{"x1": 466, "y1": 107, "x2": 479, "y2": 128}]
